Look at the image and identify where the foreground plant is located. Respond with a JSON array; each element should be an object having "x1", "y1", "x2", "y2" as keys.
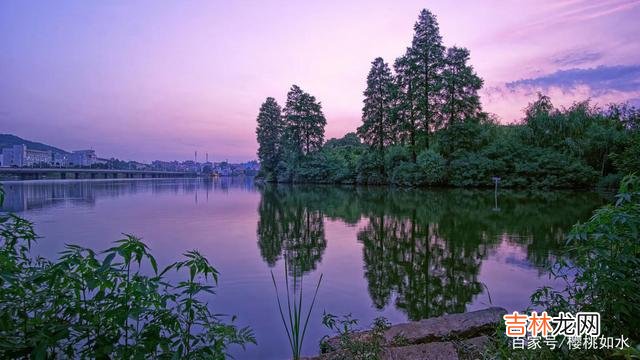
[
  {"x1": 531, "y1": 174, "x2": 640, "y2": 341},
  {"x1": 320, "y1": 313, "x2": 390, "y2": 360},
  {"x1": 0, "y1": 186, "x2": 255, "y2": 359},
  {"x1": 271, "y1": 257, "x2": 322, "y2": 360},
  {"x1": 487, "y1": 174, "x2": 640, "y2": 359}
]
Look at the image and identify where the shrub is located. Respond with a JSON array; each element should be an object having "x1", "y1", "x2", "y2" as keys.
[
  {"x1": 356, "y1": 151, "x2": 385, "y2": 185},
  {"x1": 612, "y1": 133, "x2": 640, "y2": 175},
  {"x1": 416, "y1": 149, "x2": 446, "y2": 185},
  {"x1": 447, "y1": 153, "x2": 495, "y2": 187},
  {"x1": 596, "y1": 173, "x2": 623, "y2": 190},
  {"x1": 450, "y1": 139, "x2": 599, "y2": 189},
  {"x1": 389, "y1": 161, "x2": 420, "y2": 186},
  {"x1": 320, "y1": 313, "x2": 390, "y2": 359},
  {"x1": 383, "y1": 145, "x2": 412, "y2": 174},
  {"x1": 510, "y1": 147, "x2": 598, "y2": 188},
  {"x1": 532, "y1": 174, "x2": 640, "y2": 341}
]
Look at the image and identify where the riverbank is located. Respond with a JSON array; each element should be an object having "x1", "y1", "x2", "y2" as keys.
[
  {"x1": 0, "y1": 167, "x2": 197, "y2": 181},
  {"x1": 306, "y1": 307, "x2": 506, "y2": 360}
]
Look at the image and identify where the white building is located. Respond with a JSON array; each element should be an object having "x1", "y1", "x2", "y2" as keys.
[
  {"x1": 69, "y1": 150, "x2": 98, "y2": 167},
  {"x1": 1, "y1": 145, "x2": 52, "y2": 167}
]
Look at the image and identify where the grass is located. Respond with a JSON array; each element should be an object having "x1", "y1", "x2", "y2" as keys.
[{"x1": 271, "y1": 257, "x2": 323, "y2": 360}]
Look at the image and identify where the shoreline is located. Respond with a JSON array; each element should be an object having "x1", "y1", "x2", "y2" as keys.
[{"x1": 306, "y1": 307, "x2": 506, "y2": 360}]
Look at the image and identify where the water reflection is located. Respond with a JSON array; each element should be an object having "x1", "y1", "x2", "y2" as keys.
[
  {"x1": 0, "y1": 179, "x2": 607, "y2": 359},
  {"x1": 0, "y1": 177, "x2": 256, "y2": 213},
  {"x1": 257, "y1": 185, "x2": 604, "y2": 320},
  {"x1": 257, "y1": 186, "x2": 327, "y2": 276}
]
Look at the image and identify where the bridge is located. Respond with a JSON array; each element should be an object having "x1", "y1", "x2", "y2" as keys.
[{"x1": 0, "y1": 168, "x2": 198, "y2": 180}]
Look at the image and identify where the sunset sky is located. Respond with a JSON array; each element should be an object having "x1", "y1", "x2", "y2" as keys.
[{"x1": 1, "y1": 0, "x2": 639, "y2": 162}]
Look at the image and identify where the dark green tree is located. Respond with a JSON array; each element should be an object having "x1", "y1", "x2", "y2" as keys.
[
  {"x1": 256, "y1": 97, "x2": 283, "y2": 178},
  {"x1": 393, "y1": 51, "x2": 420, "y2": 161},
  {"x1": 357, "y1": 57, "x2": 396, "y2": 153},
  {"x1": 442, "y1": 46, "x2": 483, "y2": 124},
  {"x1": 612, "y1": 133, "x2": 640, "y2": 175},
  {"x1": 283, "y1": 85, "x2": 327, "y2": 156},
  {"x1": 409, "y1": 9, "x2": 446, "y2": 149},
  {"x1": 606, "y1": 103, "x2": 639, "y2": 175}
]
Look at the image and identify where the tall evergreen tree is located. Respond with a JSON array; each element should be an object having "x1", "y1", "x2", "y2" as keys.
[
  {"x1": 357, "y1": 57, "x2": 396, "y2": 152},
  {"x1": 394, "y1": 51, "x2": 419, "y2": 161},
  {"x1": 442, "y1": 47, "x2": 483, "y2": 123},
  {"x1": 409, "y1": 9, "x2": 445, "y2": 148},
  {"x1": 255, "y1": 97, "x2": 283, "y2": 177},
  {"x1": 283, "y1": 85, "x2": 326, "y2": 155}
]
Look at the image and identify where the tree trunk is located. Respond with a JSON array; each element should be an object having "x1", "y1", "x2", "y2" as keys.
[
  {"x1": 409, "y1": 81, "x2": 417, "y2": 162},
  {"x1": 424, "y1": 52, "x2": 430, "y2": 150}
]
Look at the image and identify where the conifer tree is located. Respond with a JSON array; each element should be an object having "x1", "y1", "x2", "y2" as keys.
[
  {"x1": 409, "y1": 9, "x2": 445, "y2": 148},
  {"x1": 283, "y1": 85, "x2": 326, "y2": 155},
  {"x1": 357, "y1": 57, "x2": 396, "y2": 152},
  {"x1": 394, "y1": 51, "x2": 420, "y2": 161},
  {"x1": 255, "y1": 97, "x2": 283, "y2": 177},
  {"x1": 442, "y1": 47, "x2": 483, "y2": 123}
]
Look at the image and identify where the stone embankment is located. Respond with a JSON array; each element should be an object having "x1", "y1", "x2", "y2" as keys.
[{"x1": 305, "y1": 307, "x2": 507, "y2": 360}]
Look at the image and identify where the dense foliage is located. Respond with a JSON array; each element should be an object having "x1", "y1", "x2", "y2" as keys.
[
  {"x1": 0, "y1": 187, "x2": 254, "y2": 359},
  {"x1": 487, "y1": 175, "x2": 640, "y2": 359},
  {"x1": 257, "y1": 98, "x2": 637, "y2": 188},
  {"x1": 255, "y1": 9, "x2": 639, "y2": 188},
  {"x1": 282, "y1": 85, "x2": 327, "y2": 157},
  {"x1": 357, "y1": 57, "x2": 395, "y2": 154},
  {"x1": 256, "y1": 97, "x2": 284, "y2": 181},
  {"x1": 533, "y1": 174, "x2": 640, "y2": 340}
]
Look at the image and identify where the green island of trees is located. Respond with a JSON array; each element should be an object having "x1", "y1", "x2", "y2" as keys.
[{"x1": 256, "y1": 9, "x2": 639, "y2": 189}]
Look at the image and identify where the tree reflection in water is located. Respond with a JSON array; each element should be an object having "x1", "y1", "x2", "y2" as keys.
[
  {"x1": 256, "y1": 184, "x2": 604, "y2": 320},
  {"x1": 257, "y1": 185, "x2": 327, "y2": 277}
]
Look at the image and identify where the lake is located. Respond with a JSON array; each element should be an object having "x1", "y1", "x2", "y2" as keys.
[{"x1": 0, "y1": 178, "x2": 605, "y2": 359}]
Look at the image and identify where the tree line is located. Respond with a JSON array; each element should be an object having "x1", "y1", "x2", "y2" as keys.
[{"x1": 256, "y1": 9, "x2": 639, "y2": 188}]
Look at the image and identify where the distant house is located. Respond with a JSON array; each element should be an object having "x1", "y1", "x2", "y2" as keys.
[
  {"x1": 1, "y1": 144, "x2": 52, "y2": 167},
  {"x1": 53, "y1": 152, "x2": 69, "y2": 167},
  {"x1": 213, "y1": 162, "x2": 232, "y2": 176},
  {"x1": 68, "y1": 150, "x2": 98, "y2": 167},
  {"x1": 131, "y1": 161, "x2": 149, "y2": 170}
]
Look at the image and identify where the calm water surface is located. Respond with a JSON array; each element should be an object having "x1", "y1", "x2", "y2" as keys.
[{"x1": 1, "y1": 178, "x2": 604, "y2": 359}]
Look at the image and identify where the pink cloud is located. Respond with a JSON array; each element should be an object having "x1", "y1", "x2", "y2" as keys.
[{"x1": 1, "y1": 0, "x2": 639, "y2": 161}]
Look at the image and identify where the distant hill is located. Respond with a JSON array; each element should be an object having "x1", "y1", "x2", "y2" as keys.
[{"x1": 0, "y1": 134, "x2": 69, "y2": 155}]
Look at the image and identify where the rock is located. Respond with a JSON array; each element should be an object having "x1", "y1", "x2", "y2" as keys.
[
  {"x1": 306, "y1": 342, "x2": 459, "y2": 360},
  {"x1": 313, "y1": 308, "x2": 505, "y2": 360},
  {"x1": 382, "y1": 342, "x2": 459, "y2": 360},
  {"x1": 321, "y1": 330, "x2": 375, "y2": 353},
  {"x1": 457, "y1": 335, "x2": 490, "y2": 359},
  {"x1": 383, "y1": 307, "x2": 506, "y2": 344}
]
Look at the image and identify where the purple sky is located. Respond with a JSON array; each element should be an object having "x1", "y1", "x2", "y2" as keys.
[{"x1": 1, "y1": 0, "x2": 639, "y2": 162}]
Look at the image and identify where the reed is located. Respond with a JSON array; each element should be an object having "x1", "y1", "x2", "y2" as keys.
[{"x1": 271, "y1": 257, "x2": 323, "y2": 360}]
